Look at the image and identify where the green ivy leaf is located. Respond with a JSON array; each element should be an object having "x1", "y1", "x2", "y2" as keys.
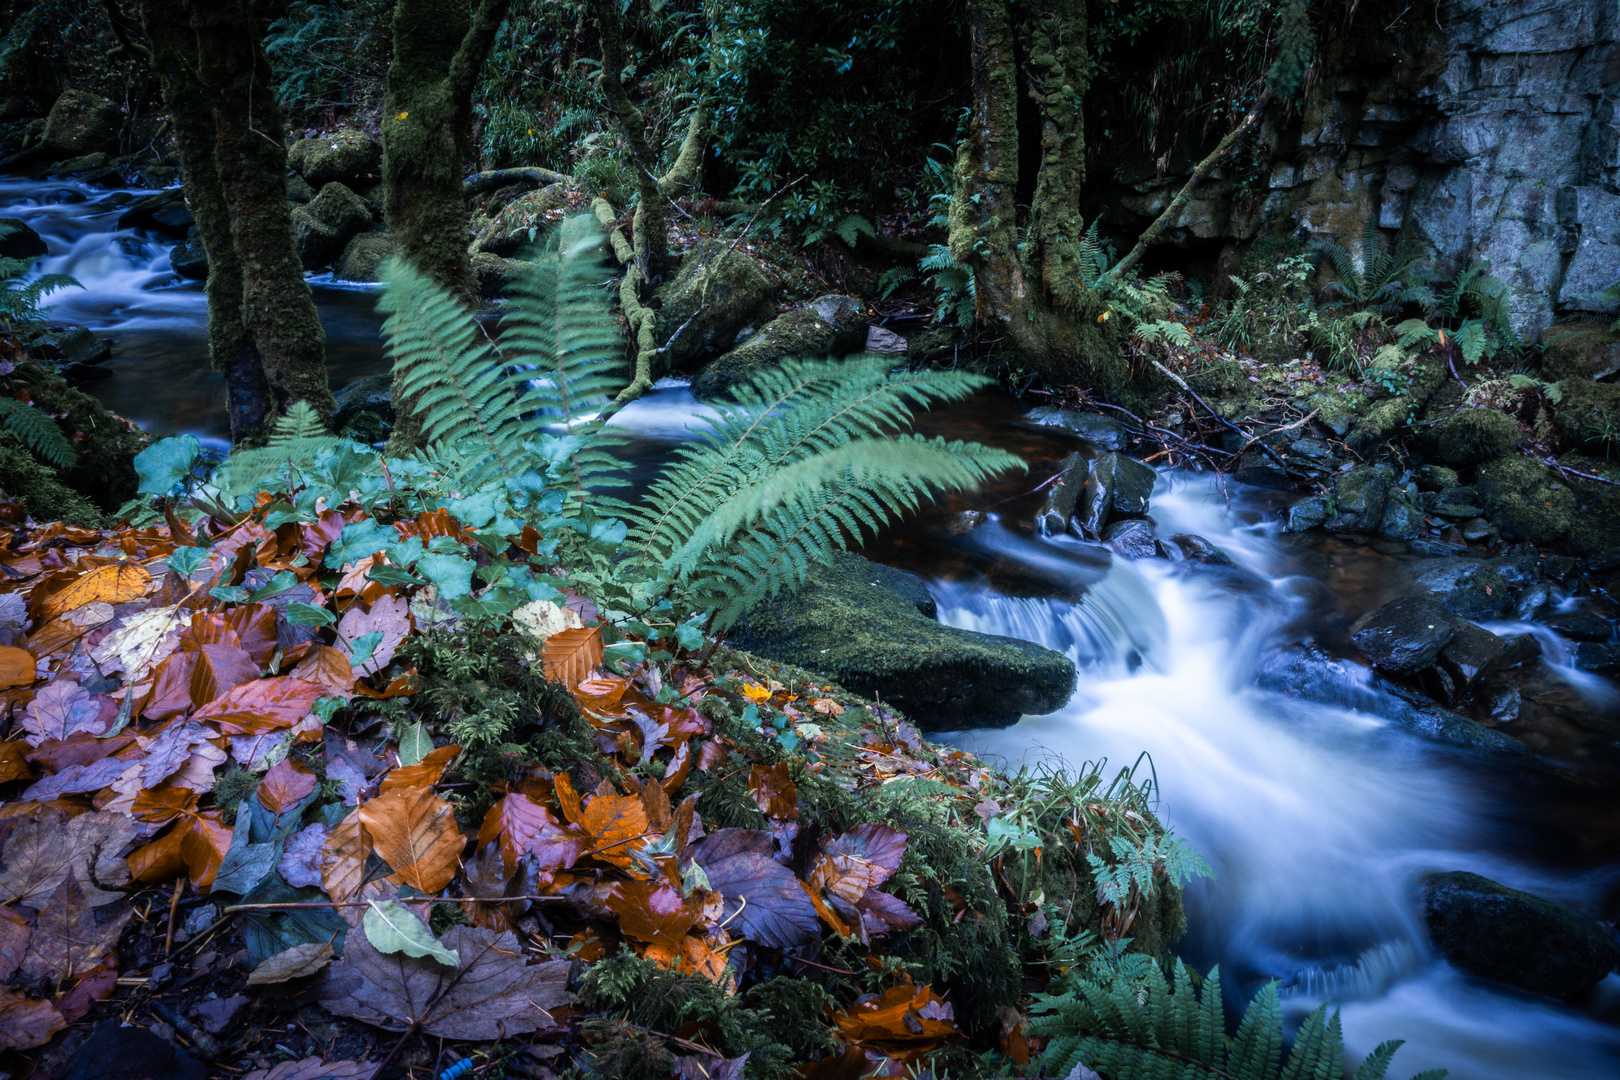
[
  {"x1": 286, "y1": 602, "x2": 336, "y2": 627},
  {"x1": 210, "y1": 585, "x2": 250, "y2": 604},
  {"x1": 416, "y1": 552, "x2": 475, "y2": 601},
  {"x1": 134, "y1": 434, "x2": 201, "y2": 496},
  {"x1": 249, "y1": 570, "x2": 300, "y2": 602},
  {"x1": 347, "y1": 631, "x2": 385, "y2": 671},
  {"x1": 362, "y1": 900, "x2": 459, "y2": 967},
  {"x1": 166, "y1": 546, "x2": 210, "y2": 579},
  {"x1": 367, "y1": 564, "x2": 424, "y2": 587},
  {"x1": 395, "y1": 720, "x2": 432, "y2": 767}
]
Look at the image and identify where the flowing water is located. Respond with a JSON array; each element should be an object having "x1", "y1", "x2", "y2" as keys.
[{"x1": 8, "y1": 177, "x2": 1620, "y2": 1078}]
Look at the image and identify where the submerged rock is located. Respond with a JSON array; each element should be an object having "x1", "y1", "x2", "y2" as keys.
[
  {"x1": 1350, "y1": 596, "x2": 1458, "y2": 675},
  {"x1": 1024, "y1": 407, "x2": 1132, "y2": 451},
  {"x1": 1423, "y1": 871, "x2": 1620, "y2": 999},
  {"x1": 729, "y1": 551, "x2": 1076, "y2": 729},
  {"x1": 1409, "y1": 559, "x2": 1513, "y2": 621},
  {"x1": 1102, "y1": 518, "x2": 1158, "y2": 560},
  {"x1": 1168, "y1": 534, "x2": 1234, "y2": 566}
]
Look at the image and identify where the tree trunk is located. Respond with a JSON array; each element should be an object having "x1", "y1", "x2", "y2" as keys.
[
  {"x1": 595, "y1": 0, "x2": 669, "y2": 281},
  {"x1": 381, "y1": 0, "x2": 510, "y2": 455},
  {"x1": 949, "y1": 0, "x2": 1123, "y2": 395},
  {"x1": 188, "y1": 0, "x2": 334, "y2": 429}
]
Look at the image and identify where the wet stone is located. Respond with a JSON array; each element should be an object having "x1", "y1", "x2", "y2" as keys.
[
  {"x1": 1350, "y1": 595, "x2": 1459, "y2": 675},
  {"x1": 1035, "y1": 452, "x2": 1087, "y2": 537},
  {"x1": 1169, "y1": 533, "x2": 1234, "y2": 566},
  {"x1": 1284, "y1": 495, "x2": 1329, "y2": 532},
  {"x1": 1102, "y1": 518, "x2": 1158, "y2": 560},
  {"x1": 1515, "y1": 583, "x2": 1555, "y2": 621},
  {"x1": 1077, "y1": 451, "x2": 1155, "y2": 536},
  {"x1": 1409, "y1": 559, "x2": 1513, "y2": 621},
  {"x1": 1326, "y1": 465, "x2": 1393, "y2": 533},
  {"x1": 1480, "y1": 682, "x2": 1522, "y2": 724},
  {"x1": 1025, "y1": 407, "x2": 1133, "y2": 451},
  {"x1": 1571, "y1": 642, "x2": 1619, "y2": 674},
  {"x1": 1536, "y1": 610, "x2": 1612, "y2": 643},
  {"x1": 1436, "y1": 621, "x2": 1507, "y2": 694}
]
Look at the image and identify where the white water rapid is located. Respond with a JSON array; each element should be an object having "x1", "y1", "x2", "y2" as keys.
[{"x1": 939, "y1": 473, "x2": 1620, "y2": 1079}]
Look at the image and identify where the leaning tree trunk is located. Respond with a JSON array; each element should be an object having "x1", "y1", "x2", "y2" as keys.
[
  {"x1": 948, "y1": 0, "x2": 1123, "y2": 395},
  {"x1": 189, "y1": 0, "x2": 335, "y2": 429},
  {"x1": 137, "y1": 0, "x2": 271, "y2": 441},
  {"x1": 381, "y1": 0, "x2": 511, "y2": 455}
]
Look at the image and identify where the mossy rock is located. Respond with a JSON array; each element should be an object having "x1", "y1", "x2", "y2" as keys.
[
  {"x1": 0, "y1": 217, "x2": 47, "y2": 261},
  {"x1": 334, "y1": 231, "x2": 394, "y2": 284},
  {"x1": 1538, "y1": 321, "x2": 1620, "y2": 381},
  {"x1": 41, "y1": 89, "x2": 120, "y2": 157},
  {"x1": 728, "y1": 551, "x2": 1076, "y2": 729},
  {"x1": 303, "y1": 181, "x2": 372, "y2": 238},
  {"x1": 287, "y1": 129, "x2": 382, "y2": 189},
  {"x1": 472, "y1": 184, "x2": 570, "y2": 256},
  {"x1": 689, "y1": 296, "x2": 867, "y2": 400},
  {"x1": 1474, "y1": 455, "x2": 1575, "y2": 545},
  {"x1": 1551, "y1": 378, "x2": 1620, "y2": 454},
  {"x1": 470, "y1": 251, "x2": 524, "y2": 301},
  {"x1": 19, "y1": 367, "x2": 143, "y2": 513},
  {"x1": 1185, "y1": 360, "x2": 1256, "y2": 419},
  {"x1": 652, "y1": 241, "x2": 779, "y2": 370},
  {"x1": 289, "y1": 205, "x2": 345, "y2": 270},
  {"x1": 0, "y1": 432, "x2": 100, "y2": 526},
  {"x1": 1427, "y1": 406, "x2": 1522, "y2": 467}
]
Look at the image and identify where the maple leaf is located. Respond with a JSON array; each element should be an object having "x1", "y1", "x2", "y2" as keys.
[
  {"x1": 0, "y1": 811, "x2": 135, "y2": 908},
  {"x1": 338, "y1": 594, "x2": 410, "y2": 678},
  {"x1": 0, "y1": 645, "x2": 34, "y2": 688},
  {"x1": 195, "y1": 676, "x2": 325, "y2": 734},
  {"x1": 540, "y1": 626, "x2": 602, "y2": 690},
  {"x1": 319, "y1": 925, "x2": 572, "y2": 1039},
  {"x1": 21, "y1": 680, "x2": 106, "y2": 745},
  {"x1": 259, "y1": 759, "x2": 318, "y2": 816},
  {"x1": 277, "y1": 824, "x2": 328, "y2": 889},
  {"x1": 0, "y1": 989, "x2": 64, "y2": 1050},
  {"x1": 358, "y1": 787, "x2": 464, "y2": 893},
  {"x1": 20, "y1": 870, "x2": 133, "y2": 984},
  {"x1": 689, "y1": 829, "x2": 818, "y2": 951}
]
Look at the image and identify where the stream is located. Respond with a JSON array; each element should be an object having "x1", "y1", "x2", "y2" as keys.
[{"x1": 8, "y1": 177, "x2": 1620, "y2": 1079}]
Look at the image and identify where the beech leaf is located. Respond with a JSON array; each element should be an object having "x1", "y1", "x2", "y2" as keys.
[
  {"x1": 0, "y1": 989, "x2": 65, "y2": 1050},
  {"x1": 319, "y1": 925, "x2": 571, "y2": 1039},
  {"x1": 247, "y1": 941, "x2": 336, "y2": 985},
  {"x1": 357, "y1": 787, "x2": 464, "y2": 893},
  {"x1": 21, "y1": 680, "x2": 106, "y2": 745},
  {"x1": 689, "y1": 828, "x2": 818, "y2": 950},
  {"x1": 540, "y1": 625, "x2": 602, "y2": 690},
  {"x1": 363, "y1": 900, "x2": 459, "y2": 967},
  {"x1": 20, "y1": 870, "x2": 132, "y2": 983},
  {"x1": 337, "y1": 595, "x2": 409, "y2": 677},
  {"x1": 0, "y1": 811, "x2": 135, "y2": 908}
]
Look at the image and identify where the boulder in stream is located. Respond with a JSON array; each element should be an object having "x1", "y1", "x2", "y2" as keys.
[
  {"x1": 1035, "y1": 452, "x2": 1086, "y2": 536},
  {"x1": 1024, "y1": 407, "x2": 1133, "y2": 451},
  {"x1": 1536, "y1": 609, "x2": 1613, "y2": 643},
  {"x1": 1102, "y1": 518, "x2": 1158, "y2": 560},
  {"x1": 287, "y1": 129, "x2": 381, "y2": 189},
  {"x1": 0, "y1": 217, "x2": 47, "y2": 261},
  {"x1": 691, "y1": 295, "x2": 868, "y2": 399},
  {"x1": 41, "y1": 89, "x2": 121, "y2": 157},
  {"x1": 335, "y1": 232, "x2": 395, "y2": 284},
  {"x1": 117, "y1": 189, "x2": 192, "y2": 236},
  {"x1": 1075, "y1": 451, "x2": 1155, "y2": 536},
  {"x1": 1423, "y1": 871, "x2": 1620, "y2": 999},
  {"x1": 1350, "y1": 596, "x2": 1458, "y2": 675},
  {"x1": 23, "y1": 325, "x2": 110, "y2": 365},
  {"x1": 169, "y1": 235, "x2": 208, "y2": 281},
  {"x1": 652, "y1": 240, "x2": 779, "y2": 370},
  {"x1": 1409, "y1": 558, "x2": 1513, "y2": 621},
  {"x1": 1325, "y1": 464, "x2": 1392, "y2": 533},
  {"x1": 729, "y1": 551, "x2": 1076, "y2": 729}
]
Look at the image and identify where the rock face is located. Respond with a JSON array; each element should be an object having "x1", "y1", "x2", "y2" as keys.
[
  {"x1": 0, "y1": 218, "x2": 47, "y2": 261},
  {"x1": 41, "y1": 89, "x2": 121, "y2": 157},
  {"x1": 729, "y1": 551, "x2": 1076, "y2": 729},
  {"x1": 691, "y1": 295, "x2": 868, "y2": 400},
  {"x1": 1106, "y1": 0, "x2": 1620, "y2": 334},
  {"x1": 287, "y1": 129, "x2": 382, "y2": 189},
  {"x1": 1423, "y1": 871, "x2": 1620, "y2": 998}
]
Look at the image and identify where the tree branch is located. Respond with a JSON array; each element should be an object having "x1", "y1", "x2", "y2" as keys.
[{"x1": 449, "y1": 0, "x2": 513, "y2": 106}]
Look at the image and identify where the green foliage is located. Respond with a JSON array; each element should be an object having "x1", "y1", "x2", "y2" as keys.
[
  {"x1": 1265, "y1": 0, "x2": 1315, "y2": 99},
  {"x1": 1393, "y1": 263, "x2": 1516, "y2": 367},
  {"x1": 1030, "y1": 959, "x2": 1447, "y2": 1080},
  {"x1": 1085, "y1": 833, "x2": 1212, "y2": 908},
  {"x1": 0, "y1": 396, "x2": 74, "y2": 470},
  {"x1": 1, "y1": 226, "x2": 79, "y2": 334},
  {"x1": 1313, "y1": 222, "x2": 1431, "y2": 318},
  {"x1": 263, "y1": 0, "x2": 392, "y2": 115}
]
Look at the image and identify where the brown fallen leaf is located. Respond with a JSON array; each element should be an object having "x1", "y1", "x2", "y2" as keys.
[
  {"x1": 20, "y1": 870, "x2": 133, "y2": 984},
  {"x1": 0, "y1": 810, "x2": 136, "y2": 908},
  {"x1": 54, "y1": 966, "x2": 117, "y2": 1021},
  {"x1": 0, "y1": 904, "x2": 29, "y2": 979},
  {"x1": 241, "y1": 1059, "x2": 378, "y2": 1080},
  {"x1": 0, "y1": 738, "x2": 32, "y2": 783},
  {"x1": 477, "y1": 793, "x2": 559, "y2": 875},
  {"x1": 749, "y1": 761, "x2": 799, "y2": 820},
  {"x1": 37, "y1": 562, "x2": 151, "y2": 620},
  {"x1": 128, "y1": 811, "x2": 232, "y2": 889},
  {"x1": 359, "y1": 787, "x2": 464, "y2": 893},
  {"x1": 0, "y1": 645, "x2": 34, "y2": 688},
  {"x1": 187, "y1": 641, "x2": 260, "y2": 708},
  {"x1": 320, "y1": 809, "x2": 372, "y2": 904},
  {"x1": 194, "y1": 676, "x2": 326, "y2": 735},
  {"x1": 0, "y1": 989, "x2": 64, "y2": 1050},
  {"x1": 318, "y1": 925, "x2": 571, "y2": 1039},
  {"x1": 377, "y1": 744, "x2": 459, "y2": 793},
  {"x1": 247, "y1": 941, "x2": 336, "y2": 985},
  {"x1": 258, "y1": 759, "x2": 318, "y2": 815},
  {"x1": 540, "y1": 625, "x2": 602, "y2": 690},
  {"x1": 292, "y1": 645, "x2": 355, "y2": 697},
  {"x1": 337, "y1": 594, "x2": 410, "y2": 678}
]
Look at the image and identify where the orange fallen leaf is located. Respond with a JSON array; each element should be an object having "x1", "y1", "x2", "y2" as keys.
[
  {"x1": 831, "y1": 982, "x2": 958, "y2": 1058},
  {"x1": 36, "y1": 562, "x2": 151, "y2": 620},
  {"x1": 0, "y1": 647, "x2": 34, "y2": 688},
  {"x1": 292, "y1": 645, "x2": 355, "y2": 696},
  {"x1": 130, "y1": 785, "x2": 199, "y2": 825},
  {"x1": 0, "y1": 739, "x2": 32, "y2": 784},
  {"x1": 194, "y1": 676, "x2": 325, "y2": 734},
  {"x1": 541, "y1": 626, "x2": 602, "y2": 691},
  {"x1": 358, "y1": 787, "x2": 464, "y2": 893},
  {"x1": 320, "y1": 809, "x2": 371, "y2": 904},
  {"x1": 379, "y1": 744, "x2": 459, "y2": 792},
  {"x1": 607, "y1": 876, "x2": 702, "y2": 952},
  {"x1": 129, "y1": 811, "x2": 231, "y2": 889},
  {"x1": 578, "y1": 790, "x2": 648, "y2": 871},
  {"x1": 477, "y1": 793, "x2": 560, "y2": 875},
  {"x1": 258, "y1": 759, "x2": 318, "y2": 815}
]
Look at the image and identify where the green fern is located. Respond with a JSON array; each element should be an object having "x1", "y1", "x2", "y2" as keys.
[
  {"x1": 0, "y1": 396, "x2": 76, "y2": 470},
  {"x1": 210, "y1": 401, "x2": 346, "y2": 502},
  {"x1": 1030, "y1": 959, "x2": 1447, "y2": 1080},
  {"x1": 1312, "y1": 223, "x2": 1430, "y2": 317},
  {"x1": 0, "y1": 222, "x2": 79, "y2": 333}
]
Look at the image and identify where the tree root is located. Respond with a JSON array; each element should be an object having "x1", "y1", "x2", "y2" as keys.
[{"x1": 462, "y1": 167, "x2": 575, "y2": 198}]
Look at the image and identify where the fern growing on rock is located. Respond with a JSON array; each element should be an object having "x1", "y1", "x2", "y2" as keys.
[{"x1": 1030, "y1": 959, "x2": 1446, "y2": 1080}]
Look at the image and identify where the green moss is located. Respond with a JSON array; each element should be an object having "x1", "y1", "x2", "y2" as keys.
[
  {"x1": 651, "y1": 240, "x2": 780, "y2": 371},
  {"x1": 1186, "y1": 360, "x2": 1256, "y2": 419},
  {"x1": 689, "y1": 307, "x2": 844, "y2": 400},
  {"x1": 1430, "y1": 407, "x2": 1522, "y2": 467},
  {"x1": 1552, "y1": 378, "x2": 1620, "y2": 454},
  {"x1": 212, "y1": 766, "x2": 259, "y2": 826},
  {"x1": 18, "y1": 367, "x2": 144, "y2": 512},
  {"x1": 1538, "y1": 322, "x2": 1620, "y2": 382},
  {"x1": 0, "y1": 433, "x2": 100, "y2": 526},
  {"x1": 1474, "y1": 455, "x2": 1575, "y2": 545}
]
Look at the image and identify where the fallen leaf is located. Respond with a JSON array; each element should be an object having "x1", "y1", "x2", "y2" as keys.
[
  {"x1": 319, "y1": 925, "x2": 571, "y2": 1039},
  {"x1": 0, "y1": 810, "x2": 135, "y2": 907},
  {"x1": 277, "y1": 824, "x2": 329, "y2": 889},
  {"x1": 130, "y1": 785, "x2": 200, "y2": 825},
  {"x1": 187, "y1": 642, "x2": 260, "y2": 707},
  {"x1": 0, "y1": 904, "x2": 29, "y2": 978},
  {"x1": 0, "y1": 739, "x2": 31, "y2": 783},
  {"x1": 0, "y1": 645, "x2": 34, "y2": 687},
  {"x1": 20, "y1": 756, "x2": 128, "y2": 801},
  {"x1": 54, "y1": 966, "x2": 117, "y2": 1021},
  {"x1": 578, "y1": 790, "x2": 648, "y2": 871},
  {"x1": 749, "y1": 761, "x2": 798, "y2": 820},
  {"x1": 378, "y1": 743, "x2": 458, "y2": 793},
  {"x1": 358, "y1": 788, "x2": 464, "y2": 893},
  {"x1": 812, "y1": 824, "x2": 908, "y2": 907},
  {"x1": 195, "y1": 676, "x2": 325, "y2": 734},
  {"x1": 241, "y1": 1057, "x2": 377, "y2": 1080},
  {"x1": 293, "y1": 645, "x2": 355, "y2": 696},
  {"x1": 477, "y1": 794, "x2": 559, "y2": 875},
  {"x1": 337, "y1": 594, "x2": 410, "y2": 678},
  {"x1": 0, "y1": 989, "x2": 64, "y2": 1050},
  {"x1": 90, "y1": 603, "x2": 183, "y2": 681},
  {"x1": 38, "y1": 562, "x2": 151, "y2": 619},
  {"x1": 689, "y1": 829, "x2": 818, "y2": 950},
  {"x1": 137, "y1": 721, "x2": 215, "y2": 787},
  {"x1": 540, "y1": 625, "x2": 602, "y2": 690},
  {"x1": 831, "y1": 983, "x2": 958, "y2": 1058},
  {"x1": 128, "y1": 811, "x2": 232, "y2": 889},
  {"x1": 320, "y1": 809, "x2": 372, "y2": 903},
  {"x1": 363, "y1": 900, "x2": 459, "y2": 966},
  {"x1": 259, "y1": 759, "x2": 318, "y2": 815},
  {"x1": 21, "y1": 680, "x2": 106, "y2": 745},
  {"x1": 20, "y1": 870, "x2": 133, "y2": 983},
  {"x1": 247, "y1": 941, "x2": 337, "y2": 986},
  {"x1": 607, "y1": 877, "x2": 703, "y2": 953}
]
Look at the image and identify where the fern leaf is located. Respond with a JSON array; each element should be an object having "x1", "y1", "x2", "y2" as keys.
[
  {"x1": 833, "y1": 214, "x2": 875, "y2": 247},
  {"x1": 268, "y1": 400, "x2": 329, "y2": 444},
  {"x1": 0, "y1": 397, "x2": 76, "y2": 470}
]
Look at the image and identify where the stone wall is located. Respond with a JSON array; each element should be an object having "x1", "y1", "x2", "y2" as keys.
[{"x1": 1114, "y1": 0, "x2": 1618, "y2": 335}]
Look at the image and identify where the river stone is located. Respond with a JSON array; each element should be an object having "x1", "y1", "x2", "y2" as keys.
[
  {"x1": 1284, "y1": 495, "x2": 1328, "y2": 532},
  {"x1": 41, "y1": 89, "x2": 121, "y2": 157},
  {"x1": 116, "y1": 189, "x2": 192, "y2": 236},
  {"x1": 304, "y1": 181, "x2": 372, "y2": 239},
  {"x1": 286, "y1": 173, "x2": 316, "y2": 203},
  {"x1": 472, "y1": 184, "x2": 569, "y2": 256},
  {"x1": 691, "y1": 297, "x2": 867, "y2": 400},
  {"x1": 1536, "y1": 609, "x2": 1612, "y2": 643},
  {"x1": 1572, "y1": 642, "x2": 1620, "y2": 674},
  {"x1": 864, "y1": 326, "x2": 907, "y2": 355},
  {"x1": 1025, "y1": 407, "x2": 1132, "y2": 451},
  {"x1": 1170, "y1": 534, "x2": 1235, "y2": 566},
  {"x1": 1350, "y1": 596, "x2": 1458, "y2": 675},
  {"x1": 1423, "y1": 871, "x2": 1620, "y2": 999},
  {"x1": 169, "y1": 236, "x2": 208, "y2": 281},
  {"x1": 652, "y1": 240, "x2": 779, "y2": 370},
  {"x1": 334, "y1": 232, "x2": 394, "y2": 283},
  {"x1": 1378, "y1": 488, "x2": 1424, "y2": 540},
  {"x1": 471, "y1": 252, "x2": 523, "y2": 300},
  {"x1": 0, "y1": 217, "x2": 46, "y2": 261},
  {"x1": 1429, "y1": 407, "x2": 1522, "y2": 467},
  {"x1": 289, "y1": 205, "x2": 345, "y2": 270},
  {"x1": 25, "y1": 325, "x2": 110, "y2": 365},
  {"x1": 1515, "y1": 582, "x2": 1554, "y2": 622},
  {"x1": 1417, "y1": 464, "x2": 1460, "y2": 491},
  {"x1": 1036, "y1": 453, "x2": 1087, "y2": 536},
  {"x1": 1076, "y1": 452, "x2": 1155, "y2": 536},
  {"x1": 1102, "y1": 518, "x2": 1158, "y2": 560},
  {"x1": 332, "y1": 373, "x2": 394, "y2": 433},
  {"x1": 287, "y1": 129, "x2": 381, "y2": 188},
  {"x1": 1435, "y1": 621, "x2": 1507, "y2": 697},
  {"x1": 1325, "y1": 464, "x2": 1392, "y2": 533},
  {"x1": 728, "y1": 551, "x2": 1076, "y2": 729},
  {"x1": 1481, "y1": 682, "x2": 1522, "y2": 724},
  {"x1": 1409, "y1": 559, "x2": 1513, "y2": 621}
]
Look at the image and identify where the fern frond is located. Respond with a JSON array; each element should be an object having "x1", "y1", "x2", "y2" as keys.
[
  {"x1": 268, "y1": 400, "x2": 329, "y2": 444},
  {"x1": 0, "y1": 397, "x2": 76, "y2": 470}
]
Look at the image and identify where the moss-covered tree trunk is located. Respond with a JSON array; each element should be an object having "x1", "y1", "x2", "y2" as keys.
[
  {"x1": 948, "y1": 0, "x2": 1122, "y2": 394},
  {"x1": 595, "y1": 0, "x2": 669, "y2": 281},
  {"x1": 137, "y1": 0, "x2": 271, "y2": 442},
  {"x1": 381, "y1": 0, "x2": 511, "y2": 455},
  {"x1": 187, "y1": 1, "x2": 334, "y2": 431}
]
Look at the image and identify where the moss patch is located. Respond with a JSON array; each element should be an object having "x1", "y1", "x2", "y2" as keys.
[
  {"x1": 0, "y1": 433, "x2": 101, "y2": 526},
  {"x1": 1552, "y1": 378, "x2": 1620, "y2": 455},
  {"x1": 651, "y1": 240, "x2": 780, "y2": 370},
  {"x1": 1429, "y1": 407, "x2": 1522, "y2": 467},
  {"x1": 1474, "y1": 455, "x2": 1576, "y2": 545}
]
